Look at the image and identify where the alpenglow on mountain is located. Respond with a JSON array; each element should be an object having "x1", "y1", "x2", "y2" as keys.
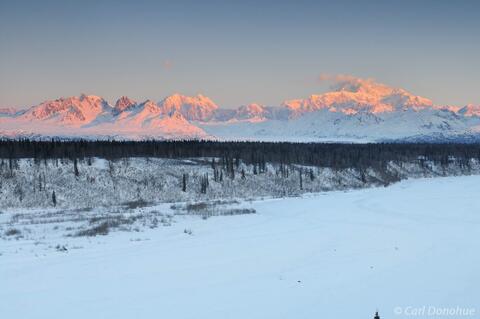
[{"x1": 1, "y1": 76, "x2": 480, "y2": 142}]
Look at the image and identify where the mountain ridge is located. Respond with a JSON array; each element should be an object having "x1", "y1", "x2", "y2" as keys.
[{"x1": 1, "y1": 77, "x2": 479, "y2": 141}]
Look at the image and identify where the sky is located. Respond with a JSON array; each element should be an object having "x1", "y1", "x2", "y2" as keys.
[{"x1": 0, "y1": 0, "x2": 479, "y2": 108}]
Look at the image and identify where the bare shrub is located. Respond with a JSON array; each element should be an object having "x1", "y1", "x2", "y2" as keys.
[
  {"x1": 211, "y1": 199, "x2": 240, "y2": 205},
  {"x1": 88, "y1": 216, "x2": 104, "y2": 224},
  {"x1": 5, "y1": 228, "x2": 21, "y2": 236},
  {"x1": 123, "y1": 199, "x2": 150, "y2": 210},
  {"x1": 160, "y1": 216, "x2": 172, "y2": 226},
  {"x1": 55, "y1": 244, "x2": 68, "y2": 252},
  {"x1": 150, "y1": 217, "x2": 159, "y2": 229},
  {"x1": 170, "y1": 204, "x2": 183, "y2": 210},
  {"x1": 202, "y1": 208, "x2": 256, "y2": 219},
  {"x1": 186, "y1": 202, "x2": 208, "y2": 212},
  {"x1": 75, "y1": 222, "x2": 110, "y2": 237},
  {"x1": 181, "y1": 200, "x2": 242, "y2": 215},
  {"x1": 147, "y1": 210, "x2": 162, "y2": 216},
  {"x1": 221, "y1": 208, "x2": 256, "y2": 216},
  {"x1": 75, "y1": 215, "x2": 139, "y2": 237}
]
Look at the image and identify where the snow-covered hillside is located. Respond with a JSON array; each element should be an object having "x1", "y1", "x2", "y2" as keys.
[
  {"x1": 200, "y1": 108, "x2": 479, "y2": 142},
  {"x1": 1, "y1": 155, "x2": 480, "y2": 209},
  {"x1": 1, "y1": 76, "x2": 480, "y2": 141},
  {"x1": 1, "y1": 175, "x2": 479, "y2": 318}
]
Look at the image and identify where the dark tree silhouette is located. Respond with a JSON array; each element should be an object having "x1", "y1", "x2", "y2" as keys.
[
  {"x1": 74, "y1": 158, "x2": 79, "y2": 177},
  {"x1": 299, "y1": 170, "x2": 303, "y2": 190},
  {"x1": 52, "y1": 190, "x2": 57, "y2": 207},
  {"x1": 182, "y1": 173, "x2": 187, "y2": 192},
  {"x1": 1, "y1": 139, "x2": 480, "y2": 177},
  {"x1": 200, "y1": 173, "x2": 209, "y2": 194}
]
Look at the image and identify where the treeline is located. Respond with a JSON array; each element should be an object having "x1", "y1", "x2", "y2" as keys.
[{"x1": 1, "y1": 139, "x2": 480, "y2": 169}]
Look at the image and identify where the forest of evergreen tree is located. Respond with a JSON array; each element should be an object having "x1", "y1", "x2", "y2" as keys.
[{"x1": 1, "y1": 139, "x2": 479, "y2": 170}]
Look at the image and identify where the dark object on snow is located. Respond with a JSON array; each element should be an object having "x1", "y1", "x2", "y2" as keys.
[
  {"x1": 55, "y1": 244, "x2": 68, "y2": 252},
  {"x1": 74, "y1": 158, "x2": 79, "y2": 177},
  {"x1": 52, "y1": 190, "x2": 57, "y2": 207},
  {"x1": 5, "y1": 228, "x2": 21, "y2": 236},
  {"x1": 374, "y1": 311, "x2": 380, "y2": 319},
  {"x1": 182, "y1": 173, "x2": 187, "y2": 192}
]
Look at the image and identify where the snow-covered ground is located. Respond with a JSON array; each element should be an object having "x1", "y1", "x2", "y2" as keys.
[{"x1": 1, "y1": 175, "x2": 479, "y2": 318}]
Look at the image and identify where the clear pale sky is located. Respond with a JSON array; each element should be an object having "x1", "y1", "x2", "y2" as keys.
[{"x1": 1, "y1": 0, "x2": 479, "y2": 108}]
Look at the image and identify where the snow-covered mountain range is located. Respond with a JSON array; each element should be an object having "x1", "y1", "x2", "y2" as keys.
[{"x1": 1, "y1": 76, "x2": 480, "y2": 142}]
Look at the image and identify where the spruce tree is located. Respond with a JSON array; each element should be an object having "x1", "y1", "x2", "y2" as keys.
[
  {"x1": 52, "y1": 191, "x2": 57, "y2": 207},
  {"x1": 182, "y1": 173, "x2": 187, "y2": 192},
  {"x1": 200, "y1": 173, "x2": 208, "y2": 194},
  {"x1": 74, "y1": 158, "x2": 79, "y2": 177},
  {"x1": 299, "y1": 170, "x2": 303, "y2": 190}
]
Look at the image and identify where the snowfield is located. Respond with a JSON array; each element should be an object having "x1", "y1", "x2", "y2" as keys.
[{"x1": 1, "y1": 175, "x2": 479, "y2": 318}]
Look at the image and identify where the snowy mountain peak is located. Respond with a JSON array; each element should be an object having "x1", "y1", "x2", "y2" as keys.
[
  {"x1": 234, "y1": 103, "x2": 267, "y2": 120},
  {"x1": 114, "y1": 96, "x2": 137, "y2": 114},
  {"x1": 141, "y1": 99, "x2": 161, "y2": 111},
  {"x1": 22, "y1": 95, "x2": 109, "y2": 125},
  {"x1": 330, "y1": 75, "x2": 394, "y2": 96},
  {"x1": 240, "y1": 103, "x2": 264, "y2": 113},
  {"x1": 458, "y1": 104, "x2": 480, "y2": 117},
  {"x1": 159, "y1": 94, "x2": 219, "y2": 121},
  {"x1": 283, "y1": 76, "x2": 433, "y2": 115}
]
